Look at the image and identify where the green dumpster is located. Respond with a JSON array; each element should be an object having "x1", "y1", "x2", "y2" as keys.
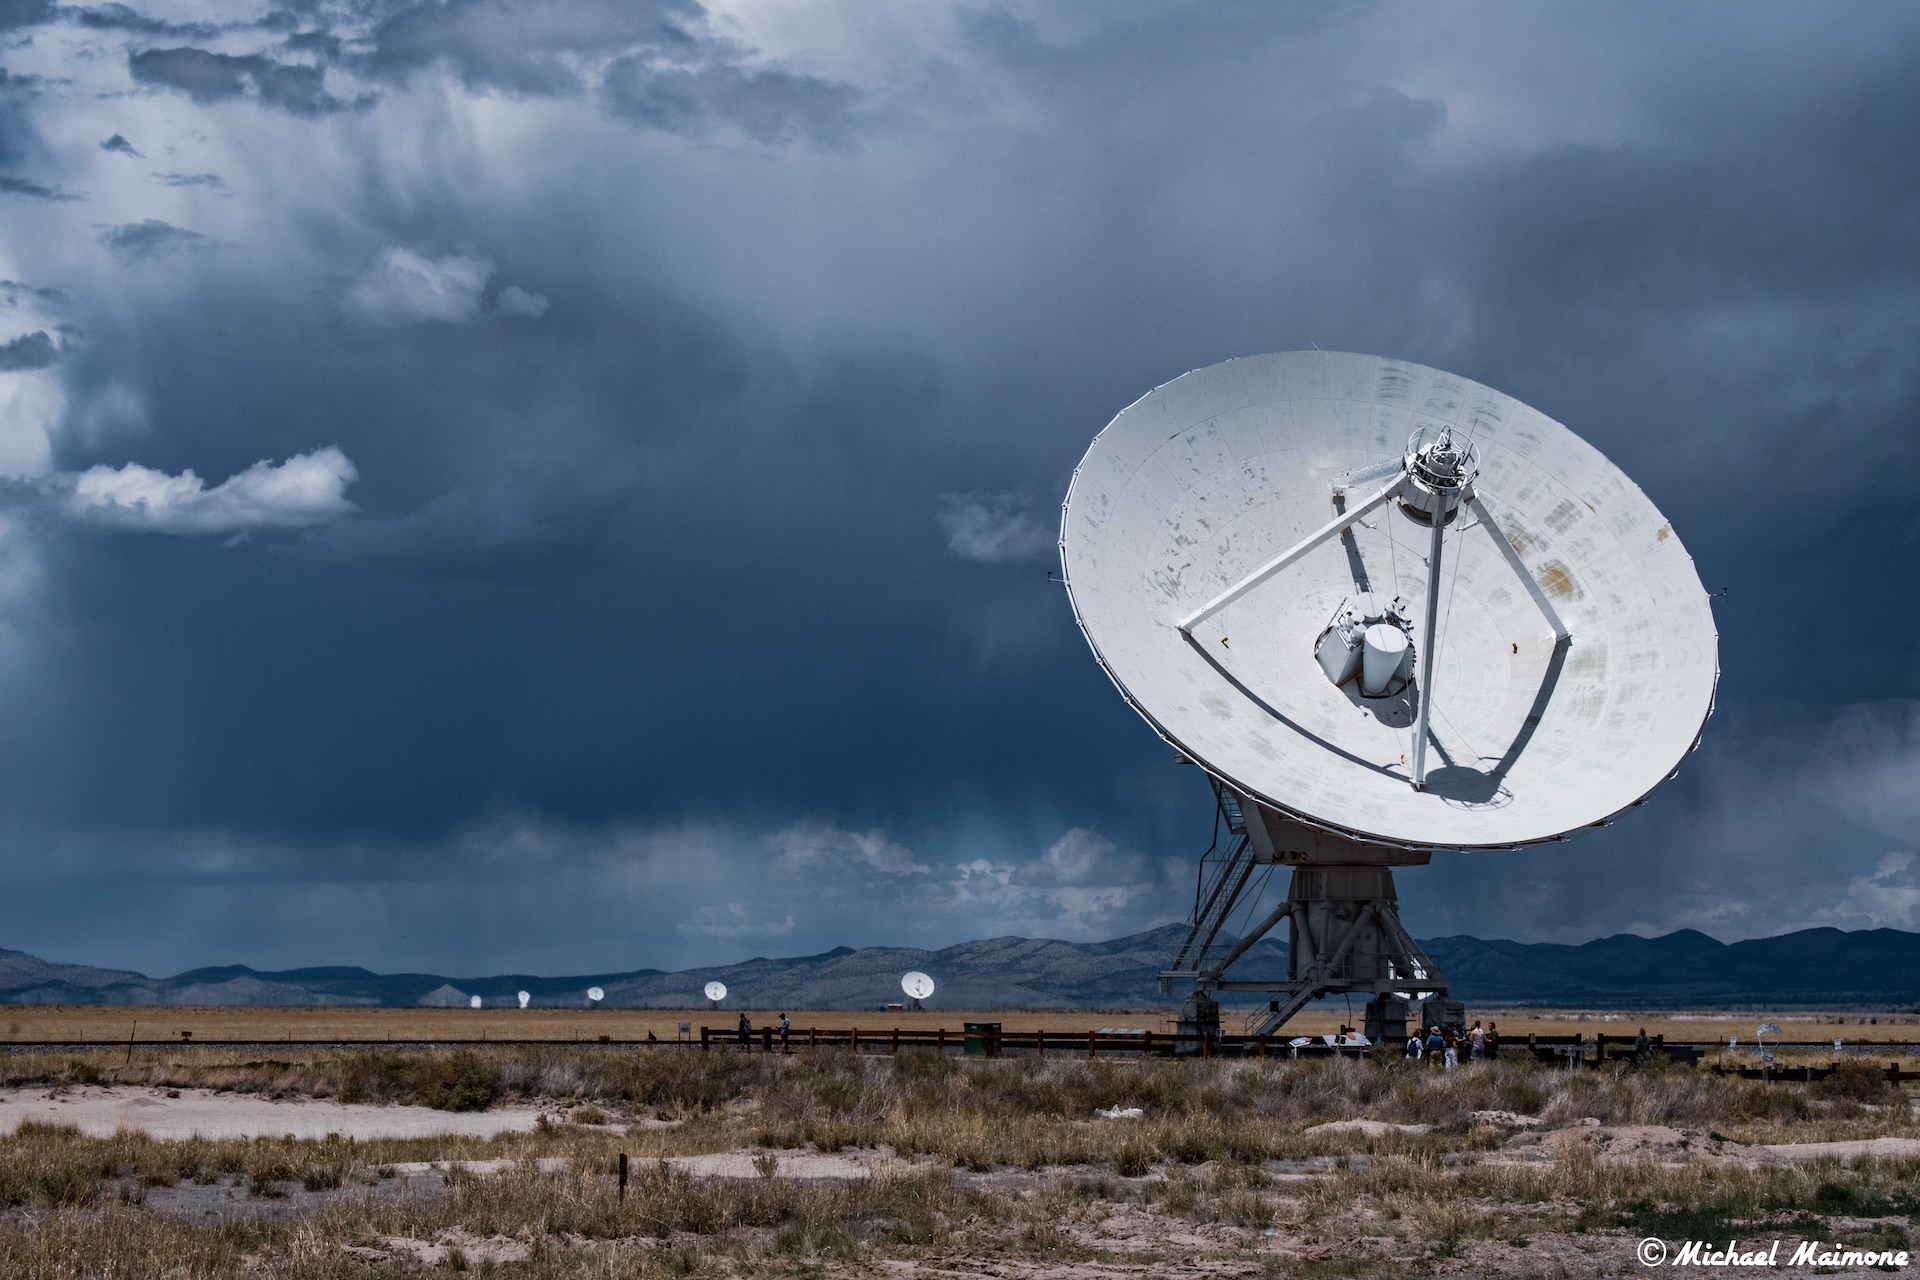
[{"x1": 962, "y1": 1021, "x2": 1002, "y2": 1057}]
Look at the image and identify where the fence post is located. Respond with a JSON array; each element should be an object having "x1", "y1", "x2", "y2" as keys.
[
  {"x1": 937, "y1": 1028, "x2": 945, "y2": 1052},
  {"x1": 851, "y1": 1028, "x2": 859, "y2": 1053},
  {"x1": 1088, "y1": 1031, "x2": 1095, "y2": 1060},
  {"x1": 892, "y1": 1028, "x2": 899, "y2": 1055},
  {"x1": 1037, "y1": 1029, "x2": 1045, "y2": 1057},
  {"x1": 700, "y1": 1027, "x2": 709, "y2": 1051}
]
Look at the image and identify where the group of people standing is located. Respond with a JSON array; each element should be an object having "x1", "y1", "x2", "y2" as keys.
[
  {"x1": 737, "y1": 1012, "x2": 792, "y2": 1051},
  {"x1": 1403, "y1": 1019, "x2": 1497, "y2": 1068}
]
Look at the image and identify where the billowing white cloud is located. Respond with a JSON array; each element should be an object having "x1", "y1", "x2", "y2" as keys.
[
  {"x1": 1815, "y1": 853, "x2": 1920, "y2": 932},
  {"x1": 1030, "y1": 827, "x2": 1112, "y2": 884},
  {"x1": 346, "y1": 249, "x2": 495, "y2": 325},
  {"x1": 936, "y1": 493, "x2": 1054, "y2": 565},
  {"x1": 768, "y1": 819, "x2": 929, "y2": 876},
  {"x1": 940, "y1": 829, "x2": 1185, "y2": 936},
  {"x1": 64, "y1": 447, "x2": 358, "y2": 535},
  {"x1": 496, "y1": 285, "x2": 550, "y2": 318},
  {"x1": 345, "y1": 249, "x2": 550, "y2": 325},
  {"x1": 0, "y1": 369, "x2": 60, "y2": 480}
]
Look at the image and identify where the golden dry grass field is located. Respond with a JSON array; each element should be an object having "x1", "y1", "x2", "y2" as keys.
[{"x1": 0, "y1": 1004, "x2": 1915, "y2": 1046}]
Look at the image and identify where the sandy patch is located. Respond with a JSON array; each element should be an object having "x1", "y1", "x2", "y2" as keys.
[
  {"x1": 346, "y1": 1231, "x2": 532, "y2": 1266},
  {"x1": 663, "y1": 1148, "x2": 928, "y2": 1181},
  {"x1": 1760, "y1": 1136, "x2": 1920, "y2": 1162},
  {"x1": 1304, "y1": 1119, "x2": 1431, "y2": 1137},
  {"x1": 1497, "y1": 1123, "x2": 1749, "y2": 1166},
  {"x1": 0, "y1": 1086, "x2": 543, "y2": 1141}
]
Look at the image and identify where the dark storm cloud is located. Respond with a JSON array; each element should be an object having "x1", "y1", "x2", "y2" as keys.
[
  {"x1": 120, "y1": 1, "x2": 861, "y2": 142},
  {"x1": 348, "y1": 0, "x2": 862, "y2": 143},
  {"x1": 601, "y1": 58, "x2": 860, "y2": 145},
  {"x1": 357, "y1": 0, "x2": 703, "y2": 96},
  {"x1": 96, "y1": 218, "x2": 207, "y2": 258},
  {"x1": 128, "y1": 46, "x2": 344, "y2": 115},
  {"x1": 0, "y1": 174, "x2": 71, "y2": 198},
  {"x1": 98, "y1": 133, "x2": 138, "y2": 155},
  {"x1": 0, "y1": 330, "x2": 55, "y2": 370},
  {"x1": 0, "y1": 1, "x2": 1914, "y2": 975},
  {"x1": 0, "y1": 0, "x2": 50, "y2": 31},
  {"x1": 67, "y1": 4, "x2": 222, "y2": 39}
]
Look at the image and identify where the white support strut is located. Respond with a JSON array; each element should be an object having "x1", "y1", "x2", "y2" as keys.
[
  {"x1": 1410, "y1": 510, "x2": 1446, "y2": 789},
  {"x1": 1466, "y1": 495, "x2": 1571, "y2": 642},
  {"x1": 1178, "y1": 477, "x2": 1404, "y2": 635}
]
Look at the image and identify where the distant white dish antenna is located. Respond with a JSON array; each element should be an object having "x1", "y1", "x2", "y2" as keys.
[
  {"x1": 704, "y1": 981, "x2": 727, "y2": 1003},
  {"x1": 586, "y1": 986, "x2": 604, "y2": 1003},
  {"x1": 1062, "y1": 351, "x2": 1719, "y2": 1044},
  {"x1": 469, "y1": 995, "x2": 482, "y2": 1009},
  {"x1": 517, "y1": 990, "x2": 530, "y2": 1009},
  {"x1": 901, "y1": 971, "x2": 935, "y2": 1001}
]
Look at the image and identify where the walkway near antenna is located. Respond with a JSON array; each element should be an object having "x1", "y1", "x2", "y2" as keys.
[{"x1": 1059, "y1": 352, "x2": 1717, "y2": 1046}]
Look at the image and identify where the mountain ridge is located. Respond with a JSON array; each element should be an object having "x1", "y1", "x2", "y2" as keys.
[{"x1": 0, "y1": 925, "x2": 1912, "y2": 1010}]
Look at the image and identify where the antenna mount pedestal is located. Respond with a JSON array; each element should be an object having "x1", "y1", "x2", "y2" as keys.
[{"x1": 1161, "y1": 782, "x2": 1456, "y2": 1045}]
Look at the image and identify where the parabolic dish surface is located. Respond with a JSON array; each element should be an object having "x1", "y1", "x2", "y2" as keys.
[{"x1": 1060, "y1": 352, "x2": 1717, "y2": 850}]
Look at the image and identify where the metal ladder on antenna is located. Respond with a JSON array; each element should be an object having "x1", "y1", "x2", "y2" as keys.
[
  {"x1": 1160, "y1": 780, "x2": 1258, "y2": 987},
  {"x1": 1244, "y1": 982, "x2": 1319, "y2": 1041}
]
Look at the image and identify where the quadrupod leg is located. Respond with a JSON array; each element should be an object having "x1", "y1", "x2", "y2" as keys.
[
  {"x1": 1410, "y1": 508, "x2": 1446, "y2": 789},
  {"x1": 1466, "y1": 495, "x2": 1571, "y2": 642},
  {"x1": 1411, "y1": 496, "x2": 1572, "y2": 789}
]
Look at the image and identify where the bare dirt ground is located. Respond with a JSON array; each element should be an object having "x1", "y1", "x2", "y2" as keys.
[{"x1": 0, "y1": 1084, "x2": 545, "y2": 1139}]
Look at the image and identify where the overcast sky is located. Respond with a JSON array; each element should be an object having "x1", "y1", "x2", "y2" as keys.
[{"x1": 0, "y1": 0, "x2": 1913, "y2": 977}]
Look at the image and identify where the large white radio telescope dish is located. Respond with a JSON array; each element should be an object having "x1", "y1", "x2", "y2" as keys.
[
  {"x1": 1061, "y1": 352, "x2": 1717, "y2": 851},
  {"x1": 704, "y1": 981, "x2": 727, "y2": 1002},
  {"x1": 586, "y1": 986, "x2": 604, "y2": 1003},
  {"x1": 901, "y1": 971, "x2": 935, "y2": 1001}
]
